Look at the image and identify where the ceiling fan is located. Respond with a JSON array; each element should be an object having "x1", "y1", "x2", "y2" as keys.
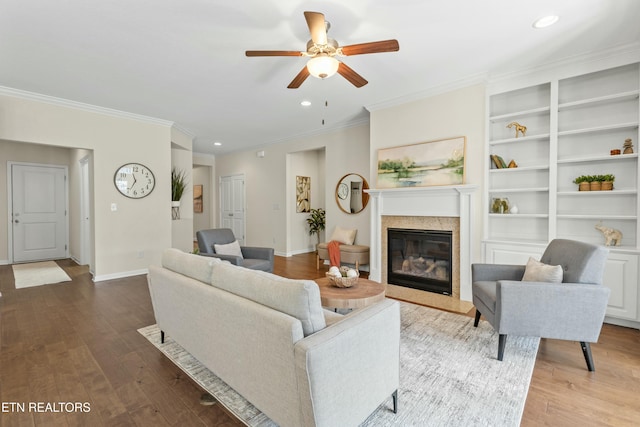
[{"x1": 245, "y1": 11, "x2": 399, "y2": 89}]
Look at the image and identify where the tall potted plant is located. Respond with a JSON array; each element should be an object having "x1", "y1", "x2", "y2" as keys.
[
  {"x1": 171, "y1": 168, "x2": 187, "y2": 219},
  {"x1": 306, "y1": 208, "x2": 326, "y2": 248}
]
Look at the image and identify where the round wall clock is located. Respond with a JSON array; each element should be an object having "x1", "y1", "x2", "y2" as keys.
[
  {"x1": 114, "y1": 163, "x2": 156, "y2": 199},
  {"x1": 338, "y1": 182, "x2": 349, "y2": 200}
]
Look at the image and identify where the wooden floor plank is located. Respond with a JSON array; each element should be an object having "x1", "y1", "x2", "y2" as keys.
[{"x1": 1, "y1": 254, "x2": 639, "y2": 426}]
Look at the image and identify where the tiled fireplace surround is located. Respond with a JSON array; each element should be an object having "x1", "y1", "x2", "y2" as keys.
[{"x1": 367, "y1": 185, "x2": 477, "y2": 313}]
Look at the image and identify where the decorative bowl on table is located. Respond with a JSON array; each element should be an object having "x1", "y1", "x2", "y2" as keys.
[{"x1": 326, "y1": 266, "x2": 359, "y2": 288}]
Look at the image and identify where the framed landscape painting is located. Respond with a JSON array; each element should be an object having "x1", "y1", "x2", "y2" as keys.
[{"x1": 377, "y1": 136, "x2": 466, "y2": 188}]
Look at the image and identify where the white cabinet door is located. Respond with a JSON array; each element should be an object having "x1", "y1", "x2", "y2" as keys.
[{"x1": 603, "y1": 252, "x2": 638, "y2": 320}]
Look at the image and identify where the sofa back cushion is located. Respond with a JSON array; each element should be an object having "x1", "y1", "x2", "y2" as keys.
[
  {"x1": 210, "y1": 262, "x2": 326, "y2": 336},
  {"x1": 161, "y1": 248, "x2": 219, "y2": 284}
]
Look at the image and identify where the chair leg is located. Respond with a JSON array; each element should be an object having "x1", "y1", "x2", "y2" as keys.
[
  {"x1": 580, "y1": 341, "x2": 595, "y2": 372},
  {"x1": 392, "y1": 389, "x2": 398, "y2": 414},
  {"x1": 161, "y1": 330, "x2": 165, "y2": 344},
  {"x1": 473, "y1": 309, "x2": 481, "y2": 327},
  {"x1": 497, "y1": 334, "x2": 507, "y2": 361},
  {"x1": 316, "y1": 255, "x2": 320, "y2": 270}
]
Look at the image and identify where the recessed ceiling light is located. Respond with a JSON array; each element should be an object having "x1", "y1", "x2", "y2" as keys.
[
  {"x1": 213, "y1": 141, "x2": 222, "y2": 146},
  {"x1": 300, "y1": 100, "x2": 311, "y2": 107},
  {"x1": 532, "y1": 15, "x2": 559, "y2": 29}
]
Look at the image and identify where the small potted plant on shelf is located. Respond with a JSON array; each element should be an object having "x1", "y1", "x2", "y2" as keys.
[
  {"x1": 601, "y1": 174, "x2": 615, "y2": 191},
  {"x1": 573, "y1": 175, "x2": 591, "y2": 191},
  {"x1": 589, "y1": 175, "x2": 602, "y2": 191}
]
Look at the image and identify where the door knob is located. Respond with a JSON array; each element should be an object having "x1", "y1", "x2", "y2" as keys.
[{"x1": 14, "y1": 219, "x2": 19, "y2": 223}]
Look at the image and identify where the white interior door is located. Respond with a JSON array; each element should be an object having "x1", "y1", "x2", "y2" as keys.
[
  {"x1": 220, "y1": 174, "x2": 245, "y2": 244},
  {"x1": 79, "y1": 156, "x2": 92, "y2": 267},
  {"x1": 11, "y1": 163, "x2": 68, "y2": 263}
]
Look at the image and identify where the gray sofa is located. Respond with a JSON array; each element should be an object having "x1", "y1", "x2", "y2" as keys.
[{"x1": 147, "y1": 249, "x2": 400, "y2": 427}]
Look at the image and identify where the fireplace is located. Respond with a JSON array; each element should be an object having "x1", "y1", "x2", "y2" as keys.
[{"x1": 387, "y1": 228, "x2": 453, "y2": 296}]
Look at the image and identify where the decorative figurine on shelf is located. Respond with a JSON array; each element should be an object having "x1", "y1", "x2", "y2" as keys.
[
  {"x1": 507, "y1": 159, "x2": 518, "y2": 168},
  {"x1": 506, "y1": 121, "x2": 527, "y2": 138},
  {"x1": 623, "y1": 138, "x2": 634, "y2": 154},
  {"x1": 595, "y1": 222, "x2": 623, "y2": 246}
]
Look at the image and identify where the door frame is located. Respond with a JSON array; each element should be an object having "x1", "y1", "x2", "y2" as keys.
[
  {"x1": 79, "y1": 155, "x2": 93, "y2": 269},
  {"x1": 7, "y1": 161, "x2": 70, "y2": 264}
]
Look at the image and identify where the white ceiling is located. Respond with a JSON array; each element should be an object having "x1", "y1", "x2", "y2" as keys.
[{"x1": 1, "y1": 0, "x2": 639, "y2": 155}]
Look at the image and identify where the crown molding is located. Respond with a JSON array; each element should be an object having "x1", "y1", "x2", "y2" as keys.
[
  {"x1": 0, "y1": 85, "x2": 174, "y2": 128},
  {"x1": 365, "y1": 73, "x2": 489, "y2": 112}
]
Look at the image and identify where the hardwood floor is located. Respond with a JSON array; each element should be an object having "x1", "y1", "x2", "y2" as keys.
[{"x1": 1, "y1": 254, "x2": 639, "y2": 426}]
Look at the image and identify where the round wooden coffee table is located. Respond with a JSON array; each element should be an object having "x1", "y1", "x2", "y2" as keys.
[{"x1": 314, "y1": 277, "x2": 386, "y2": 309}]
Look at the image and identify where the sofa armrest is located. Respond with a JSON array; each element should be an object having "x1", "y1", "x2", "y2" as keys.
[
  {"x1": 472, "y1": 263, "x2": 525, "y2": 282},
  {"x1": 497, "y1": 280, "x2": 611, "y2": 341},
  {"x1": 198, "y1": 253, "x2": 242, "y2": 265},
  {"x1": 294, "y1": 299, "x2": 400, "y2": 427},
  {"x1": 241, "y1": 246, "x2": 274, "y2": 261}
]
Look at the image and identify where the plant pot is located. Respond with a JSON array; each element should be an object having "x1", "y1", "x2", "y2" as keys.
[
  {"x1": 171, "y1": 200, "x2": 181, "y2": 220},
  {"x1": 601, "y1": 181, "x2": 614, "y2": 191},
  {"x1": 578, "y1": 182, "x2": 590, "y2": 191},
  {"x1": 590, "y1": 181, "x2": 602, "y2": 191}
]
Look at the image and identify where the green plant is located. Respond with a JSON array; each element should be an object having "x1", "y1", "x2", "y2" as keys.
[
  {"x1": 601, "y1": 174, "x2": 615, "y2": 182},
  {"x1": 171, "y1": 168, "x2": 188, "y2": 201},
  {"x1": 573, "y1": 175, "x2": 591, "y2": 184},
  {"x1": 306, "y1": 208, "x2": 326, "y2": 245}
]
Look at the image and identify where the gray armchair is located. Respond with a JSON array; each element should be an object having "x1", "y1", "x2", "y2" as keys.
[
  {"x1": 196, "y1": 228, "x2": 274, "y2": 273},
  {"x1": 472, "y1": 239, "x2": 610, "y2": 371}
]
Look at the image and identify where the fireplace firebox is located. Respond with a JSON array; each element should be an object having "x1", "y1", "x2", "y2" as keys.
[{"x1": 387, "y1": 228, "x2": 452, "y2": 296}]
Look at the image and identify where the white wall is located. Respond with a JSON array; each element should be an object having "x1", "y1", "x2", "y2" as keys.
[
  {"x1": 215, "y1": 124, "x2": 371, "y2": 256},
  {"x1": 369, "y1": 84, "x2": 486, "y2": 262},
  {"x1": 0, "y1": 93, "x2": 173, "y2": 279}
]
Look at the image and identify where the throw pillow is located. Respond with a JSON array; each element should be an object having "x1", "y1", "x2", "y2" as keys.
[
  {"x1": 330, "y1": 226, "x2": 357, "y2": 245},
  {"x1": 214, "y1": 240, "x2": 244, "y2": 259},
  {"x1": 522, "y1": 257, "x2": 563, "y2": 283}
]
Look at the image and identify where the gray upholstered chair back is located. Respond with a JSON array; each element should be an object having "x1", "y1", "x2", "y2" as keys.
[
  {"x1": 197, "y1": 228, "x2": 236, "y2": 253},
  {"x1": 540, "y1": 239, "x2": 608, "y2": 285}
]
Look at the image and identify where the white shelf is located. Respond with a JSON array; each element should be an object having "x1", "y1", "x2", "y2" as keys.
[
  {"x1": 490, "y1": 165, "x2": 549, "y2": 172},
  {"x1": 489, "y1": 133, "x2": 550, "y2": 145},
  {"x1": 558, "y1": 122, "x2": 639, "y2": 137},
  {"x1": 489, "y1": 106, "x2": 551, "y2": 122},
  {"x1": 489, "y1": 187, "x2": 549, "y2": 193},
  {"x1": 558, "y1": 90, "x2": 639, "y2": 110},
  {"x1": 557, "y1": 153, "x2": 638, "y2": 164},
  {"x1": 557, "y1": 189, "x2": 637, "y2": 196},
  {"x1": 556, "y1": 214, "x2": 637, "y2": 220},
  {"x1": 489, "y1": 213, "x2": 548, "y2": 218}
]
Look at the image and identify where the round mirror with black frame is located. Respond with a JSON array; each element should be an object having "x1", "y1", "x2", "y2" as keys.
[{"x1": 335, "y1": 173, "x2": 369, "y2": 214}]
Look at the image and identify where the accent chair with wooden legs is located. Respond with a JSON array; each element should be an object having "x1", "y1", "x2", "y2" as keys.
[{"x1": 471, "y1": 239, "x2": 611, "y2": 371}]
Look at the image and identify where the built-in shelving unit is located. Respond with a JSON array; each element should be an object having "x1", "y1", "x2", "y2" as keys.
[{"x1": 483, "y1": 62, "x2": 640, "y2": 326}]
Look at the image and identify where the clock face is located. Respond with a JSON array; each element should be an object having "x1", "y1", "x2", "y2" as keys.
[
  {"x1": 114, "y1": 163, "x2": 155, "y2": 199},
  {"x1": 338, "y1": 182, "x2": 349, "y2": 200}
]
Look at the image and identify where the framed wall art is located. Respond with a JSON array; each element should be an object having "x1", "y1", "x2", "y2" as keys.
[
  {"x1": 377, "y1": 136, "x2": 466, "y2": 188},
  {"x1": 193, "y1": 184, "x2": 203, "y2": 213},
  {"x1": 296, "y1": 176, "x2": 310, "y2": 213}
]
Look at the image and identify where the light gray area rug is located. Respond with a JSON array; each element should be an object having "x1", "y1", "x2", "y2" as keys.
[
  {"x1": 138, "y1": 302, "x2": 539, "y2": 426},
  {"x1": 12, "y1": 261, "x2": 72, "y2": 289}
]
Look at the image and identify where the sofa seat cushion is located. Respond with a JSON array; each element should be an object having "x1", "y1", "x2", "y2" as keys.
[
  {"x1": 210, "y1": 262, "x2": 326, "y2": 336},
  {"x1": 162, "y1": 248, "x2": 219, "y2": 284}
]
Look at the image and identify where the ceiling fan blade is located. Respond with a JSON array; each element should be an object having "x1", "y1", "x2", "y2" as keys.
[
  {"x1": 337, "y1": 62, "x2": 368, "y2": 88},
  {"x1": 287, "y1": 66, "x2": 310, "y2": 89},
  {"x1": 304, "y1": 11, "x2": 327, "y2": 45},
  {"x1": 245, "y1": 50, "x2": 304, "y2": 57},
  {"x1": 340, "y1": 39, "x2": 400, "y2": 56}
]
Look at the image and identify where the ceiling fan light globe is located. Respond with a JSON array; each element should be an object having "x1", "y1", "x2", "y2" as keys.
[{"x1": 307, "y1": 55, "x2": 339, "y2": 79}]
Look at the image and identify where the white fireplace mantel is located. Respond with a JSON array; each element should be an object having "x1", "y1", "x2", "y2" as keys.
[{"x1": 366, "y1": 184, "x2": 478, "y2": 302}]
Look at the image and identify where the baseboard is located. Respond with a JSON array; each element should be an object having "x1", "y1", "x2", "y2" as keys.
[
  {"x1": 0, "y1": 259, "x2": 9, "y2": 265},
  {"x1": 93, "y1": 268, "x2": 148, "y2": 282},
  {"x1": 604, "y1": 316, "x2": 640, "y2": 330}
]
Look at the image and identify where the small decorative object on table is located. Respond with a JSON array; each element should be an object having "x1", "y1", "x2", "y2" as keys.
[
  {"x1": 623, "y1": 138, "x2": 634, "y2": 154},
  {"x1": 326, "y1": 266, "x2": 359, "y2": 288}
]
